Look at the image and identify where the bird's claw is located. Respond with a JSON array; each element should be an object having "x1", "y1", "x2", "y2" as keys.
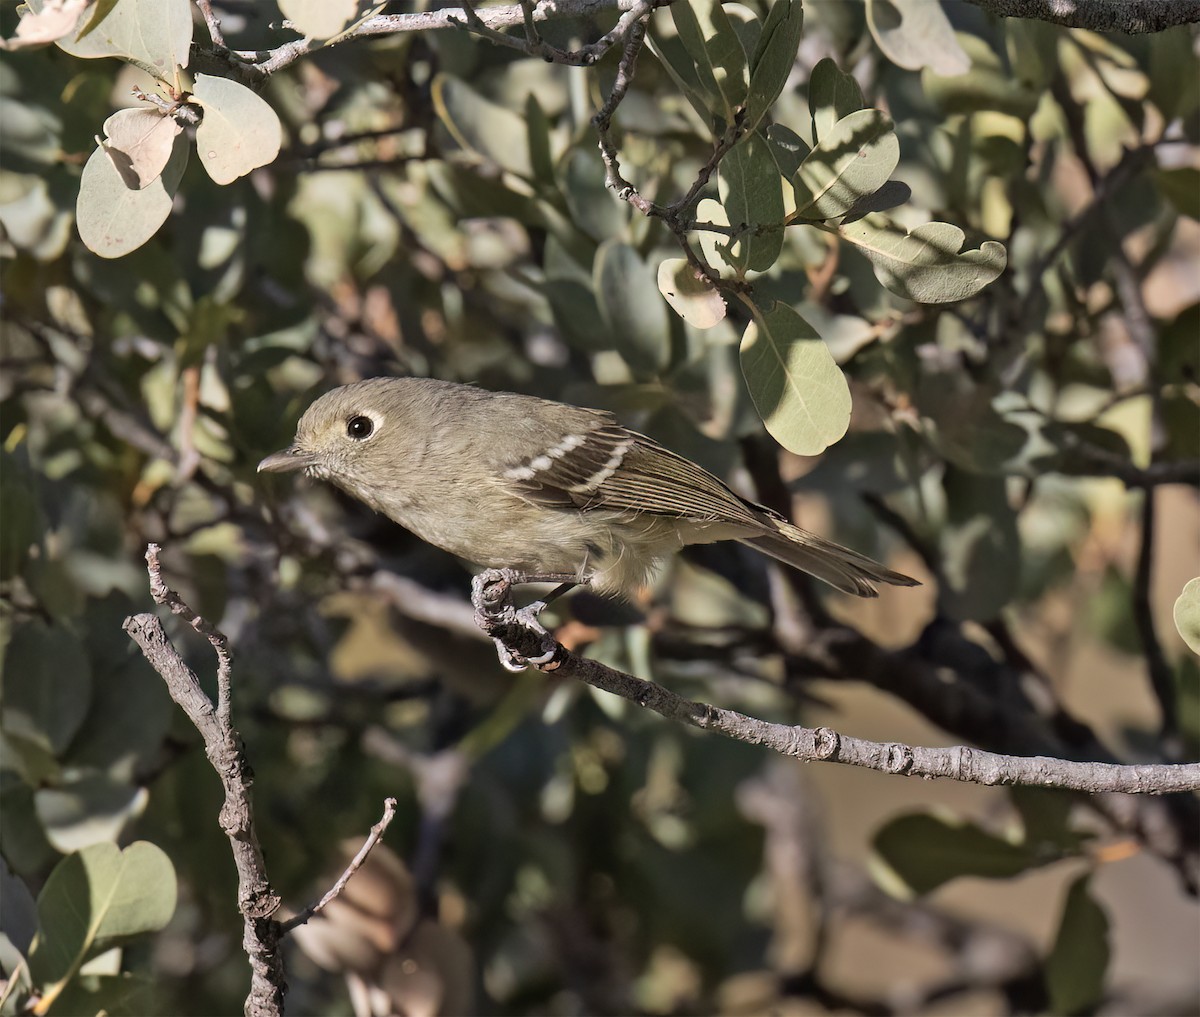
[{"x1": 492, "y1": 601, "x2": 557, "y2": 671}]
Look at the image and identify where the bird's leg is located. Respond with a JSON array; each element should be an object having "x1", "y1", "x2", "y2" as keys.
[{"x1": 472, "y1": 569, "x2": 584, "y2": 672}]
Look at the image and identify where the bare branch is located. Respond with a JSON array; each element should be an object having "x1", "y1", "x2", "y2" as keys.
[
  {"x1": 195, "y1": 0, "x2": 227, "y2": 49},
  {"x1": 124, "y1": 544, "x2": 284, "y2": 1017},
  {"x1": 279, "y1": 798, "x2": 399, "y2": 935},
  {"x1": 472, "y1": 569, "x2": 1200, "y2": 795},
  {"x1": 961, "y1": 0, "x2": 1200, "y2": 33}
]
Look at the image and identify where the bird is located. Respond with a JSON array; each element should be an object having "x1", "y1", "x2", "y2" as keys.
[{"x1": 258, "y1": 377, "x2": 918, "y2": 604}]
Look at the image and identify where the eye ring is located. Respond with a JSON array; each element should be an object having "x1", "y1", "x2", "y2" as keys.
[{"x1": 346, "y1": 415, "x2": 374, "y2": 440}]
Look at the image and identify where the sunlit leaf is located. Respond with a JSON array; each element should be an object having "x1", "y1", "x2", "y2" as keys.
[
  {"x1": 280, "y1": 0, "x2": 359, "y2": 40},
  {"x1": 1174, "y1": 578, "x2": 1200, "y2": 656},
  {"x1": 100, "y1": 107, "x2": 182, "y2": 189},
  {"x1": 3, "y1": 0, "x2": 87, "y2": 49},
  {"x1": 745, "y1": 0, "x2": 803, "y2": 131},
  {"x1": 657, "y1": 258, "x2": 726, "y2": 329},
  {"x1": 671, "y1": 0, "x2": 747, "y2": 121},
  {"x1": 719, "y1": 131, "x2": 786, "y2": 273},
  {"x1": 35, "y1": 775, "x2": 148, "y2": 854},
  {"x1": 792, "y1": 108, "x2": 899, "y2": 221},
  {"x1": 866, "y1": 0, "x2": 970, "y2": 76},
  {"x1": 193, "y1": 74, "x2": 284, "y2": 185},
  {"x1": 53, "y1": 0, "x2": 192, "y2": 77},
  {"x1": 28, "y1": 841, "x2": 177, "y2": 1002},
  {"x1": 739, "y1": 299, "x2": 850, "y2": 455},
  {"x1": 76, "y1": 125, "x2": 187, "y2": 257},
  {"x1": 808, "y1": 57, "x2": 865, "y2": 143},
  {"x1": 836, "y1": 214, "x2": 1006, "y2": 302}
]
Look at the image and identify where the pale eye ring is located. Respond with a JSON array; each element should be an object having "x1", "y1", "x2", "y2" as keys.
[{"x1": 346, "y1": 415, "x2": 374, "y2": 440}]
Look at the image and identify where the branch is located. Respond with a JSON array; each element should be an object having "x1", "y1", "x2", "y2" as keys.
[
  {"x1": 961, "y1": 0, "x2": 1200, "y2": 32},
  {"x1": 235, "y1": 0, "x2": 655, "y2": 76},
  {"x1": 124, "y1": 544, "x2": 285, "y2": 1017},
  {"x1": 471, "y1": 570, "x2": 1200, "y2": 795},
  {"x1": 279, "y1": 798, "x2": 399, "y2": 935}
]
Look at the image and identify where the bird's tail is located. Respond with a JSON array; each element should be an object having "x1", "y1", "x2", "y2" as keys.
[{"x1": 739, "y1": 518, "x2": 920, "y2": 597}]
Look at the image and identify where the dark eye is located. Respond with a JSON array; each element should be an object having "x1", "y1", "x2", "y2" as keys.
[{"x1": 346, "y1": 415, "x2": 374, "y2": 440}]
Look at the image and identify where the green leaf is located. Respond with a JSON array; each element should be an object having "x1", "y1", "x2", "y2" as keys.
[
  {"x1": 594, "y1": 241, "x2": 671, "y2": 375},
  {"x1": 671, "y1": 0, "x2": 748, "y2": 122},
  {"x1": 739, "y1": 299, "x2": 851, "y2": 455},
  {"x1": 939, "y1": 467, "x2": 1020, "y2": 621},
  {"x1": 1045, "y1": 875, "x2": 1110, "y2": 1016},
  {"x1": 192, "y1": 74, "x2": 284, "y2": 185},
  {"x1": 1, "y1": 620, "x2": 92, "y2": 756},
  {"x1": 34, "y1": 774, "x2": 148, "y2": 855},
  {"x1": 1155, "y1": 167, "x2": 1200, "y2": 220},
  {"x1": 836, "y1": 215, "x2": 1006, "y2": 303},
  {"x1": 866, "y1": 0, "x2": 970, "y2": 76},
  {"x1": 808, "y1": 57, "x2": 865, "y2": 144},
  {"x1": 28, "y1": 842, "x2": 177, "y2": 1004},
  {"x1": 279, "y1": 0, "x2": 359, "y2": 40},
  {"x1": 922, "y1": 32, "x2": 1040, "y2": 120},
  {"x1": 763, "y1": 122, "x2": 809, "y2": 179},
  {"x1": 433, "y1": 74, "x2": 532, "y2": 179},
  {"x1": 1174, "y1": 578, "x2": 1200, "y2": 656},
  {"x1": 745, "y1": 0, "x2": 804, "y2": 132},
  {"x1": 872, "y1": 811, "x2": 1043, "y2": 897},
  {"x1": 44, "y1": 973, "x2": 156, "y2": 1017},
  {"x1": 657, "y1": 258, "x2": 726, "y2": 329},
  {"x1": 53, "y1": 0, "x2": 192, "y2": 79},
  {"x1": 76, "y1": 124, "x2": 188, "y2": 258},
  {"x1": 525, "y1": 93, "x2": 556, "y2": 190},
  {"x1": 647, "y1": 24, "x2": 719, "y2": 125},
  {"x1": 718, "y1": 131, "x2": 786, "y2": 273},
  {"x1": 792, "y1": 108, "x2": 899, "y2": 221}
]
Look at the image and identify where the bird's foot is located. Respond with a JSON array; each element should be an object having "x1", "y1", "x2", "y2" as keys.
[{"x1": 473, "y1": 570, "x2": 577, "y2": 672}]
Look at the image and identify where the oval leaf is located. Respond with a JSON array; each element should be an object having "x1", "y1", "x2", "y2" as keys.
[
  {"x1": 671, "y1": 0, "x2": 748, "y2": 122},
  {"x1": 54, "y1": 0, "x2": 192, "y2": 76},
  {"x1": 279, "y1": 0, "x2": 359, "y2": 40},
  {"x1": 594, "y1": 240, "x2": 671, "y2": 374},
  {"x1": 1045, "y1": 876, "x2": 1110, "y2": 1016},
  {"x1": 739, "y1": 299, "x2": 850, "y2": 455},
  {"x1": 5, "y1": 0, "x2": 88, "y2": 49},
  {"x1": 1, "y1": 620, "x2": 92, "y2": 756},
  {"x1": 193, "y1": 74, "x2": 283, "y2": 185},
  {"x1": 77, "y1": 127, "x2": 187, "y2": 257},
  {"x1": 101, "y1": 108, "x2": 182, "y2": 189},
  {"x1": 432, "y1": 75, "x2": 533, "y2": 179},
  {"x1": 808, "y1": 57, "x2": 865, "y2": 143},
  {"x1": 745, "y1": 0, "x2": 804, "y2": 132},
  {"x1": 866, "y1": 0, "x2": 970, "y2": 76},
  {"x1": 657, "y1": 258, "x2": 726, "y2": 329},
  {"x1": 837, "y1": 215, "x2": 1006, "y2": 302},
  {"x1": 718, "y1": 131, "x2": 786, "y2": 274},
  {"x1": 29, "y1": 841, "x2": 177, "y2": 994},
  {"x1": 793, "y1": 108, "x2": 899, "y2": 220},
  {"x1": 1174, "y1": 577, "x2": 1200, "y2": 656}
]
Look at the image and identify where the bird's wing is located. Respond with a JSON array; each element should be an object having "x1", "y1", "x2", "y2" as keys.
[{"x1": 502, "y1": 420, "x2": 766, "y2": 529}]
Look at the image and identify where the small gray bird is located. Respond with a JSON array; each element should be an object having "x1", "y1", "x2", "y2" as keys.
[{"x1": 258, "y1": 377, "x2": 918, "y2": 598}]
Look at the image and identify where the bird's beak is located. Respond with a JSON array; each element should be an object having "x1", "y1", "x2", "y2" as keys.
[{"x1": 257, "y1": 445, "x2": 317, "y2": 474}]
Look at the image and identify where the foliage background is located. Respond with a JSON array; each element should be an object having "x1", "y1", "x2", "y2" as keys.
[{"x1": 1, "y1": 0, "x2": 1198, "y2": 1014}]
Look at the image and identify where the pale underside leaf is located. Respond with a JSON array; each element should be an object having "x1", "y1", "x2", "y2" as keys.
[
  {"x1": 101, "y1": 108, "x2": 183, "y2": 189},
  {"x1": 3, "y1": 0, "x2": 88, "y2": 49},
  {"x1": 739, "y1": 299, "x2": 851, "y2": 455},
  {"x1": 279, "y1": 0, "x2": 359, "y2": 40},
  {"x1": 193, "y1": 74, "x2": 284, "y2": 185},
  {"x1": 53, "y1": 0, "x2": 192, "y2": 77},
  {"x1": 1175, "y1": 577, "x2": 1200, "y2": 656},
  {"x1": 837, "y1": 214, "x2": 1007, "y2": 303},
  {"x1": 657, "y1": 258, "x2": 727, "y2": 329},
  {"x1": 866, "y1": 0, "x2": 971, "y2": 76}
]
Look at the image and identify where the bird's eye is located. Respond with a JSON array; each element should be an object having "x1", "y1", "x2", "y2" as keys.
[{"x1": 346, "y1": 415, "x2": 374, "y2": 440}]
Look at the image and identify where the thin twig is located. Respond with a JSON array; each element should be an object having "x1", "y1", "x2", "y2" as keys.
[
  {"x1": 195, "y1": 0, "x2": 228, "y2": 49},
  {"x1": 125, "y1": 544, "x2": 284, "y2": 1017},
  {"x1": 471, "y1": 569, "x2": 1200, "y2": 794},
  {"x1": 279, "y1": 798, "x2": 399, "y2": 934}
]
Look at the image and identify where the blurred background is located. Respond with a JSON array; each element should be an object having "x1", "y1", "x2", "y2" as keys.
[{"x1": 1, "y1": 1, "x2": 1198, "y2": 1014}]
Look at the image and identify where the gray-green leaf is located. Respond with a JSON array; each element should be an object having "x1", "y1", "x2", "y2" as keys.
[
  {"x1": 739, "y1": 299, "x2": 850, "y2": 455},
  {"x1": 1174, "y1": 578, "x2": 1200, "y2": 656},
  {"x1": 594, "y1": 241, "x2": 671, "y2": 375},
  {"x1": 28, "y1": 841, "x2": 177, "y2": 998},
  {"x1": 837, "y1": 215, "x2": 1006, "y2": 302},
  {"x1": 1045, "y1": 876, "x2": 1110, "y2": 1017},
  {"x1": 193, "y1": 74, "x2": 284, "y2": 185},
  {"x1": 866, "y1": 0, "x2": 970, "y2": 76},
  {"x1": 745, "y1": 0, "x2": 804, "y2": 132},
  {"x1": 76, "y1": 123, "x2": 188, "y2": 257},
  {"x1": 808, "y1": 57, "x2": 865, "y2": 143},
  {"x1": 793, "y1": 108, "x2": 899, "y2": 221},
  {"x1": 671, "y1": 0, "x2": 748, "y2": 122},
  {"x1": 433, "y1": 75, "x2": 533, "y2": 179},
  {"x1": 719, "y1": 131, "x2": 786, "y2": 274},
  {"x1": 53, "y1": 0, "x2": 192, "y2": 79}
]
